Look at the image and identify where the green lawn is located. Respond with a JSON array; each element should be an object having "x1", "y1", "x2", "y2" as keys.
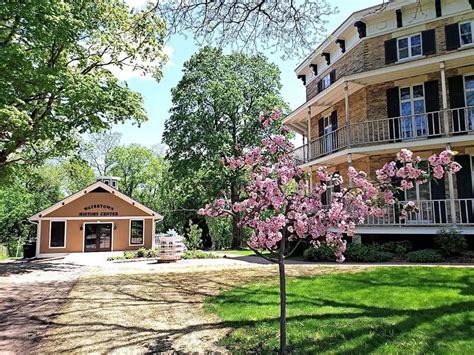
[
  {"x1": 206, "y1": 267, "x2": 474, "y2": 354},
  {"x1": 213, "y1": 249, "x2": 264, "y2": 257}
]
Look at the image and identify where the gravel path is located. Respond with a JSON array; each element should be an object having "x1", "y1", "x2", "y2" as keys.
[{"x1": 0, "y1": 259, "x2": 83, "y2": 354}]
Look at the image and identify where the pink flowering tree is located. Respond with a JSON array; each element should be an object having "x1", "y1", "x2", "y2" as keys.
[{"x1": 199, "y1": 109, "x2": 460, "y2": 354}]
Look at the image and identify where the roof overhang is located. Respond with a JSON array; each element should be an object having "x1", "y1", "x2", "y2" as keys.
[{"x1": 29, "y1": 181, "x2": 163, "y2": 221}]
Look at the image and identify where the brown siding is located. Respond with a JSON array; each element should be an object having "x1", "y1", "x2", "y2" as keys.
[
  {"x1": 45, "y1": 191, "x2": 151, "y2": 218},
  {"x1": 39, "y1": 218, "x2": 154, "y2": 254}
]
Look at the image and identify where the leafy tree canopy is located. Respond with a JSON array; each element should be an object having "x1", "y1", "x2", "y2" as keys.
[
  {"x1": 0, "y1": 0, "x2": 167, "y2": 171},
  {"x1": 163, "y1": 46, "x2": 287, "y2": 246}
]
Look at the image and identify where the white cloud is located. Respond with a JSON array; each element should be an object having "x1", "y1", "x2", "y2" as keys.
[
  {"x1": 107, "y1": 45, "x2": 174, "y2": 81},
  {"x1": 124, "y1": 0, "x2": 148, "y2": 10}
]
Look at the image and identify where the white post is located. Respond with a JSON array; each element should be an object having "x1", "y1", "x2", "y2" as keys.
[
  {"x1": 307, "y1": 106, "x2": 312, "y2": 161},
  {"x1": 440, "y1": 62, "x2": 449, "y2": 136},
  {"x1": 36, "y1": 220, "x2": 41, "y2": 257},
  {"x1": 446, "y1": 143, "x2": 457, "y2": 227},
  {"x1": 344, "y1": 81, "x2": 350, "y2": 147},
  {"x1": 347, "y1": 153, "x2": 353, "y2": 188}
]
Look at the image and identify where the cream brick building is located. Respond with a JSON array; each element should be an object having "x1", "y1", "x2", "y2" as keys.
[{"x1": 285, "y1": 0, "x2": 474, "y2": 240}]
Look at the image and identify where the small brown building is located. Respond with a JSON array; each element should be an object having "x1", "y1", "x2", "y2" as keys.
[{"x1": 29, "y1": 177, "x2": 162, "y2": 257}]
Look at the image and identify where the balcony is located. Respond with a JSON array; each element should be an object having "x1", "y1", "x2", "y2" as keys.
[
  {"x1": 294, "y1": 106, "x2": 474, "y2": 164},
  {"x1": 364, "y1": 199, "x2": 474, "y2": 227}
]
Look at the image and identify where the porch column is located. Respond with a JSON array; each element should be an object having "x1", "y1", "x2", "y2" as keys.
[
  {"x1": 302, "y1": 134, "x2": 306, "y2": 161},
  {"x1": 446, "y1": 143, "x2": 457, "y2": 227},
  {"x1": 347, "y1": 153, "x2": 353, "y2": 188},
  {"x1": 440, "y1": 62, "x2": 450, "y2": 136},
  {"x1": 344, "y1": 81, "x2": 351, "y2": 147},
  {"x1": 307, "y1": 106, "x2": 312, "y2": 161}
]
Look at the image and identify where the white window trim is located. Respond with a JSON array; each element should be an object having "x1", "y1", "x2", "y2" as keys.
[
  {"x1": 459, "y1": 21, "x2": 474, "y2": 48},
  {"x1": 129, "y1": 219, "x2": 145, "y2": 246},
  {"x1": 397, "y1": 33, "x2": 423, "y2": 62},
  {"x1": 49, "y1": 220, "x2": 67, "y2": 249},
  {"x1": 464, "y1": 73, "x2": 474, "y2": 107},
  {"x1": 82, "y1": 222, "x2": 114, "y2": 252}
]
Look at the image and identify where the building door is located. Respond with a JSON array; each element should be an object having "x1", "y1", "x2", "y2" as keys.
[{"x1": 84, "y1": 223, "x2": 112, "y2": 252}]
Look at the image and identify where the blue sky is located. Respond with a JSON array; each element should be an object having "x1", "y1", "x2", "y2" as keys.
[{"x1": 114, "y1": 0, "x2": 383, "y2": 146}]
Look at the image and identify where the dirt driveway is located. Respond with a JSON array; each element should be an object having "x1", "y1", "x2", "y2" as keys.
[{"x1": 0, "y1": 259, "x2": 83, "y2": 353}]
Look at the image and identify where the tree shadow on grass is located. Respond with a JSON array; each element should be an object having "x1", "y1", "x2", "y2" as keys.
[{"x1": 31, "y1": 267, "x2": 474, "y2": 353}]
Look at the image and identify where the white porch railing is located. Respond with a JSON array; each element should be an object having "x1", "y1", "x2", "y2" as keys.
[
  {"x1": 293, "y1": 106, "x2": 474, "y2": 163},
  {"x1": 363, "y1": 199, "x2": 474, "y2": 226}
]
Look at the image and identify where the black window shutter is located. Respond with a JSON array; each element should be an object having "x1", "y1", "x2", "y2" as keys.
[
  {"x1": 317, "y1": 80, "x2": 322, "y2": 93},
  {"x1": 385, "y1": 39, "x2": 398, "y2": 64},
  {"x1": 330, "y1": 69, "x2": 336, "y2": 84},
  {"x1": 445, "y1": 23, "x2": 460, "y2": 50},
  {"x1": 387, "y1": 87, "x2": 400, "y2": 140},
  {"x1": 422, "y1": 29, "x2": 436, "y2": 55},
  {"x1": 470, "y1": 0, "x2": 474, "y2": 10},
  {"x1": 424, "y1": 80, "x2": 440, "y2": 136},
  {"x1": 318, "y1": 118, "x2": 324, "y2": 137},
  {"x1": 455, "y1": 155, "x2": 473, "y2": 223},
  {"x1": 435, "y1": 0, "x2": 442, "y2": 17},
  {"x1": 431, "y1": 177, "x2": 447, "y2": 223},
  {"x1": 330, "y1": 110, "x2": 338, "y2": 130},
  {"x1": 455, "y1": 155, "x2": 473, "y2": 198},
  {"x1": 448, "y1": 75, "x2": 466, "y2": 132}
]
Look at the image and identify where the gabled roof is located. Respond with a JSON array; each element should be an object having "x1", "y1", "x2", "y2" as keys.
[{"x1": 29, "y1": 181, "x2": 163, "y2": 221}]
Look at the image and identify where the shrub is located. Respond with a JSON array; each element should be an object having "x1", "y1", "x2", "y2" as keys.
[
  {"x1": 182, "y1": 250, "x2": 218, "y2": 259},
  {"x1": 380, "y1": 240, "x2": 413, "y2": 255},
  {"x1": 345, "y1": 243, "x2": 395, "y2": 262},
  {"x1": 303, "y1": 244, "x2": 338, "y2": 262},
  {"x1": 185, "y1": 220, "x2": 203, "y2": 251},
  {"x1": 145, "y1": 248, "x2": 158, "y2": 258},
  {"x1": 405, "y1": 249, "x2": 443, "y2": 263},
  {"x1": 434, "y1": 229, "x2": 468, "y2": 256},
  {"x1": 124, "y1": 251, "x2": 136, "y2": 259},
  {"x1": 136, "y1": 247, "x2": 147, "y2": 258},
  {"x1": 206, "y1": 216, "x2": 232, "y2": 250}
]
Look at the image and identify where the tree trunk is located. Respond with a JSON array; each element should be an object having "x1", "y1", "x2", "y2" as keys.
[
  {"x1": 279, "y1": 236, "x2": 287, "y2": 354},
  {"x1": 230, "y1": 179, "x2": 242, "y2": 248}
]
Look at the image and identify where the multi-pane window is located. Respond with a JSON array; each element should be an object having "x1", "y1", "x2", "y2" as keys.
[
  {"x1": 460, "y1": 21, "x2": 473, "y2": 46},
  {"x1": 322, "y1": 116, "x2": 333, "y2": 152},
  {"x1": 399, "y1": 85, "x2": 427, "y2": 138},
  {"x1": 50, "y1": 221, "x2": 66, "y2": 248},
  {"x1": 397, "y1": 34, "x2": 422, "y2": 60},
  {"x1": 130, "y1": 220, "x2": 144, "y2": 245},
  {"x1": 320, "y1": 74, "x2": 331, "y2": 91},
  {"x1": 465, "y1": 75, "x2": 474, "y2": 131}
]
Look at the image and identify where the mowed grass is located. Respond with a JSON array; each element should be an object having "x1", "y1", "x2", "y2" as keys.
[
  {"x1": 213, "y1": 249, "x2": 267, "y2": 257},
  {"x1": 206, "y1": 267, "x2": 474, "y2": 354}
]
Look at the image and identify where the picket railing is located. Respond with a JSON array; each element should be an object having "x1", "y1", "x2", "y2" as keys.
[{"x1": 293, "y1": 106, "x2": 474, "y2": 163}]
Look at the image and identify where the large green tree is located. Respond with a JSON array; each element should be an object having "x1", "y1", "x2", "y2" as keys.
[
  {"x1": 108, "y1": 144, "x2": 164, "y2": 200},
  {"x1": 163, "y1": 47, "x2": 287, "y2": 248},
  {"x1": 0, "y1": 0, "x2": 167, "y2": 170}
]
